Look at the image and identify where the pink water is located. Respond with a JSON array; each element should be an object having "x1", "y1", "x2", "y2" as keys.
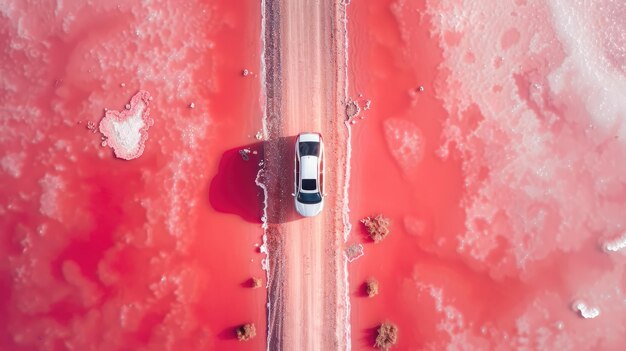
[
  {"x1": 347, "y1": 0, "x2": 626, "y2": 349},
  {"x1": 2, "y1": 0, "x2": 626, "y2": 349},
  {"x1": 0, "y1": 1, "x2": 266, "y2": 350}
]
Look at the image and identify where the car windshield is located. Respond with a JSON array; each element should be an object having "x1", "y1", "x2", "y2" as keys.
[
  {"x1": 299, "y1": 141, "x2": 320, "y2": 156},
  {"x1": 302, "y1": 178, "x2": 317, "y2": 191},
  {"x1": 297, "y1": 191, "x2": 322, "y2": 204}
]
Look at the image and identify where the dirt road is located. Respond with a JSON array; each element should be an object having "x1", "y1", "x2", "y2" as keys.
[{"x1": 261, "y1": 0, "x2": 350, "y2": 350}]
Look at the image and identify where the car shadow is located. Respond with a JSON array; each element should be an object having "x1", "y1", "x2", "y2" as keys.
[
  {"x1": 217, "y1": 325, "x2": 240, "y2": 340},
  {"x1": 208, "y1": 136, "x2": 299, "y2": 224},
  {"x1": 262, "y1": 135, "x2": 299, "y2": 224},
  {"x1": 208, "y1": 142, "x2": 264, "y2": 223},
  {"x1": 356, "y1": 281, "x2": 372, "y2": 298}
]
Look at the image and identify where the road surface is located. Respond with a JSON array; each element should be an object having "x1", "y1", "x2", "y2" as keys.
[{"x1": 261, "y1": 0, "x2": 350, "y2": 350}]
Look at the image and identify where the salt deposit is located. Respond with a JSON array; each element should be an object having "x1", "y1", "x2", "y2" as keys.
[
  {"x1": 38, "y1": 174, "x2": 63, "y2": 221},
  {"x1": 383, "y1": 118, "x2": 424, "y2": 175},
  {"x1": 426, "y1": 0, "x2": 626, "y2": 278},
  {"x1": 416, "y1": 0, "x2": 626, "y2": 347},
  {"x1": 571, "y1": 300, "x2": 600, "y2": 319},
  {"x1": 1, "y1": 152, "x2": 25, "y2": 178},
  {"x1": 98, "y1": 91, "x2": 153, "y2": 160},
  {"x1": 547, "y1": 0, "x2": 626, "y2": 142},
  {"x1": 418, "y1": 284, "x2": 466, "y2": 334},
  {"x1": 603, "y1": 232, "x2": 626, "y2": 252}
]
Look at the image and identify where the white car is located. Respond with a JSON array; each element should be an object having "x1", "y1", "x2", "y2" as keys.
[{"x1": 294, "y1": 132, "x2": 325, "y2": 217}]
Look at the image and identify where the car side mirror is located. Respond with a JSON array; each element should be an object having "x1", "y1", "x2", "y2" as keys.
[{"x1": 291, "y1": 193, "x2": 295, "y2": 197}]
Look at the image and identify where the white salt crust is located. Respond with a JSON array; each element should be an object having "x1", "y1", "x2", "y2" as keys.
[
  {"x1": 426, "y1": 0, "x2": 626, "y2": 277},
  {"x1": 99, "y1": 91, "x2": 153, "y2": 160},
  {"x1": 383, "y1": 118, "x2": 425, "y2": 175}
]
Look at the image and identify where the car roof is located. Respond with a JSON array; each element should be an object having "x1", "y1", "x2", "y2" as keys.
[{"x1": 300, "y1": 156, "x2": 318, "y2": 179}]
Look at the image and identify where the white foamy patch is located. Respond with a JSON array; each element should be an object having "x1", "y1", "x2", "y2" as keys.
[
  {"x1": 603, "y1": 232, "x2": 626, "y2": 252},
  {"x1": 1, "y1": 152, "x2": 25, "y2": 178},
  {"x1": 418, "y1": 284, "x2": 466, "y2": 334},
  {"x1": 571, "y1": 300, "x2": 600, "y2": 319},
  {"x1": 99, "y1": 91, "x2": 153, "y2": 160},
  {"x1": 39, "y1": 174, "x2": 63, "y2": 221},
  {"x1": 383, "y1": 118, "x2": 424, "y2": 175},
  {"x1": 547, "y1": 0, "x2": 626, "y2": 142},
  {"x1": 425, "y1": 0, "x2": 626, "y2": 278},
  {"x1": 416, "y1": 283, "x2": 566, "y2": 349}
]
